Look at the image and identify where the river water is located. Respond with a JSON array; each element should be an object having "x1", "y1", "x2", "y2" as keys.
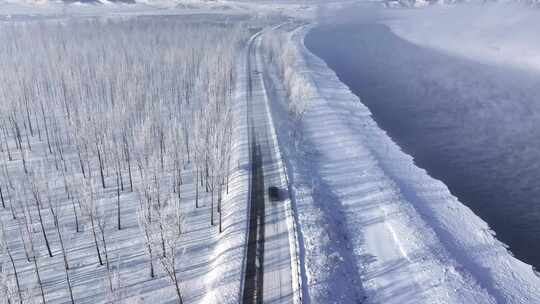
[{"x1": 305, "y1": 22, "x2": 540, "y2": 270}]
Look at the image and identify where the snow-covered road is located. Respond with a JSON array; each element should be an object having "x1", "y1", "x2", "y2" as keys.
[{"x1": 242, "y1": 29, "x2": 296, "y2": 304}]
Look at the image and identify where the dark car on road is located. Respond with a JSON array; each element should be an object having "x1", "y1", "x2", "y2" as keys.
[{"x1": 268, "y1": 186, "x2": 281, "y2": 201}]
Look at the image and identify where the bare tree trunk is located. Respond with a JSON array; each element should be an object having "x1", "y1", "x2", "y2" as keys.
[
  {"x1": 33, "y1": 256, "x2": 46, "y2": 304},
  {"x1": 159, "y1": 131, "x2": 165, "y2": 171},
  {"x1": 34, "y1": 114, "x2": 42, "y2": 141},
  {"x1": 54, "y1": 220, "x2": 75, "y2": 304},
  {"x1": 211, "y1": 187, "x2": 215, "y2": 226},
  {"x1": 1, "y1": 124, "x2": 13, "y2": 161},
  {"x1": 34, "y1": 194, "x2": 53, "y2": 257},
  {"x1": 0, "y1": 184, "x2": 5, "y2": 209},
  {"x1": 100, "y1": 226, "x2": 110, "y2": 273},
  {"x1": 27, "y1": 225, "x2": 47, "y2": 304},
  {"x1": 40, "y1": 100, "x2": 53, "y2": 155},
  {"x1": 127, "y1": 159, "x2": 133, "y2": 192},
  {"x1": 138, "y1": 205, "x2": 155, "y2": 279},
  {"x1": 195, "y1": 169, "x2": 199, "y2": 208},
  {"x1": 53, "y1": 216, "x2": 69, "y2": 270},
  {"x1": 97, "y1": 144, "x2": 106, "y2": 189},
  {"x1": 23, "y1": 94, "x2": 34, "y2": 137},
  {"x1": 6, "y1": 246, "x2": 22, "y2": 304},
  {"x1": 159, "y1": 245, "x2": 183, "y2": 304},
  {"x1": 155, "y1": 194, "x2": 166, "y2": 258},
  {"x1": 91, "y1": 217, "x2": 104, "y2": 266},
  {"x1": 226, "y1": 154, "x2": 231, "y2": 194},
  {"x1": 16, "y1": 223, "x2": 30, "y2": 262},
  {"x1": 145, "y1": 231, "x2": 155, "y2": 279},
  {"x1": 123, "y1": 135, "x2": 133, "y2": 192},
  {"x1": 204, "y1": 159, "x2": 208, "y2": 192},
  {"x1": 173, "y1": 271, "x2": 184, "y2": 304},
  {"x1": 218, "y1": 183, "x2": 223, "y2": 233},
  {"x1": 56, "y1": 141, "x2": 67, "y2": 172},
  {"x1": 117, "y1": 173, "x2": 121, "y2": 230},
  {"x1": 72, "y1": 198, "x2": 80, "y2": 233},
  {"x1": 77, "y1": 146, "x2": 86, "y2": 178},
  {"x1": 119, "y1": 168, "x2": 124, "y2": 192},
  {"x1": 10, "y1": 116, "x2": 22, "y2": 152},
  {"x1": 23, "y1": 121, "x2": 32, "y2": 151},
  {"x1": 52, "y1": 142, "x2": 60, "y2": 171},
  {"x1": 20, "y1": 150, "x2": 28, "y2": 175},
  {"x1": 64, "y1": 258, "x2": 75, "y2": 304},
  {"x1": 176, "y1": 169, "x2": 182, "y2": 201},
  {"x1": 9, "y1": 203, "x2": 16, "y2": 220}
]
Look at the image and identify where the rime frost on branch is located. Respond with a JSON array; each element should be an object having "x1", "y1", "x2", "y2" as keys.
[{"x1": 0, "y1": 18, "x2": 249, "y2": 304}]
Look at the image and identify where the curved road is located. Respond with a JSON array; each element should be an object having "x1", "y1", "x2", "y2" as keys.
[{"x1": 242, "y1": 29, "x2": 295, "y2": 304}]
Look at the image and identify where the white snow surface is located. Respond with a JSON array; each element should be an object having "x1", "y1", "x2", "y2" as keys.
[
  {"x1": 0, "y1": 0, "x2": 363, "y2": 22},
  {"x1": 0, "y1": 0, "x2": 246, "y2": 18},
  {"x1": 265, "y1": 24, "x2": 540, "y2": 303},
  {"x1": 385, "y1": 4, "x2": 540, "y2": 74},
  {"x1": 0, "y1": 0, "x2": 322, "y2": 19},
  {"x1": 0, "y1": 30, "x2": 252, "y2": 304}
]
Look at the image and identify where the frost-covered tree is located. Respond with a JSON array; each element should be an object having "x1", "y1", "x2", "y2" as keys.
[
  {"x1": 26, "y1": 164, "x2": 54, "y2": 258},
  {"x1": 261, "y1": 29, "x2": 317, "y2": 141},
  {"x1": 0, "y1": 220, "x2": 22, "y2": 304},
  {"x1": 136, "y1": 185, "x2": 156, "y2": 279},
  {"x1": 80, "y1": 177, "x2": 104, "y2": 266},
  {"x1": 105, "y1": 255, "x2": 124, "y2": 304},
  {"x1": 19, "y1": 200, "x2": 46, "y2": 304},
  {"x1": 0, "y1": 17, "x2": 249, "y2": 303},
  {"x1": 156, "y1": 200, "x2": 186, "y2": 304},
  {"x1": 48, "y1": 191, "x2": 75, "y2": 304}
]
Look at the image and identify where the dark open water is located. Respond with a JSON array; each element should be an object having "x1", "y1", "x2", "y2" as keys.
[{"x1": 305, "y1": 22, "x2": 540, "y2": 270}]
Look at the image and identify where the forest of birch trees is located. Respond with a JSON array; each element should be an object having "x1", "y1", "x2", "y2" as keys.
[{"x1": 0, "y1": 17, "x2": 248, "y2": 304}]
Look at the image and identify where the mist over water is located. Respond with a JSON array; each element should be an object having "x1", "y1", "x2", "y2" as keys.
[{"x1": 305, "y1": 7, "x2": 540, "y2": 269}]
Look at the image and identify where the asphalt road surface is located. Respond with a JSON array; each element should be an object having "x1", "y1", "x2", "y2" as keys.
[{"x1": 242, "y1": 30, "x2": 294, "y2": 304}]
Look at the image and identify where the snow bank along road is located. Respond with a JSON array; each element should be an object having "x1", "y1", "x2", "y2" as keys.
[{"x1": 242, "y1": 27, "x2": 299, "y2": 304}]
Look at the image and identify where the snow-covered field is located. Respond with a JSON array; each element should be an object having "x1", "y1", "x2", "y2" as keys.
[
  {"x1": 3, "y1": 1, "x2": 540, "y2": 303},
  {"x1": 0, "y1": 0, "x2": 241, "y2": 17},
  {"x1": 0, "y1": 17, "x2": 258, "y2": 304},
  {"x1": 0, "y1": 0, "x2": 325, "y2": 21}
]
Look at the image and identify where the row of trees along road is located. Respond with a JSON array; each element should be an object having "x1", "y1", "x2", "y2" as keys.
[{"x1": 0, "y1": 18, "x2": 248, "y2": 304}]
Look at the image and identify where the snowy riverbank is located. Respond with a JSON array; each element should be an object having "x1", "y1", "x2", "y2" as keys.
[{"x1": 266, "y1": 24, "x2": 540, "y2": 303}]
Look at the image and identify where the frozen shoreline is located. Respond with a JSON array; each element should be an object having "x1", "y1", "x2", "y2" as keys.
[{"x1": 273, "y1": 24, "x2": 540, "y2": 303}]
